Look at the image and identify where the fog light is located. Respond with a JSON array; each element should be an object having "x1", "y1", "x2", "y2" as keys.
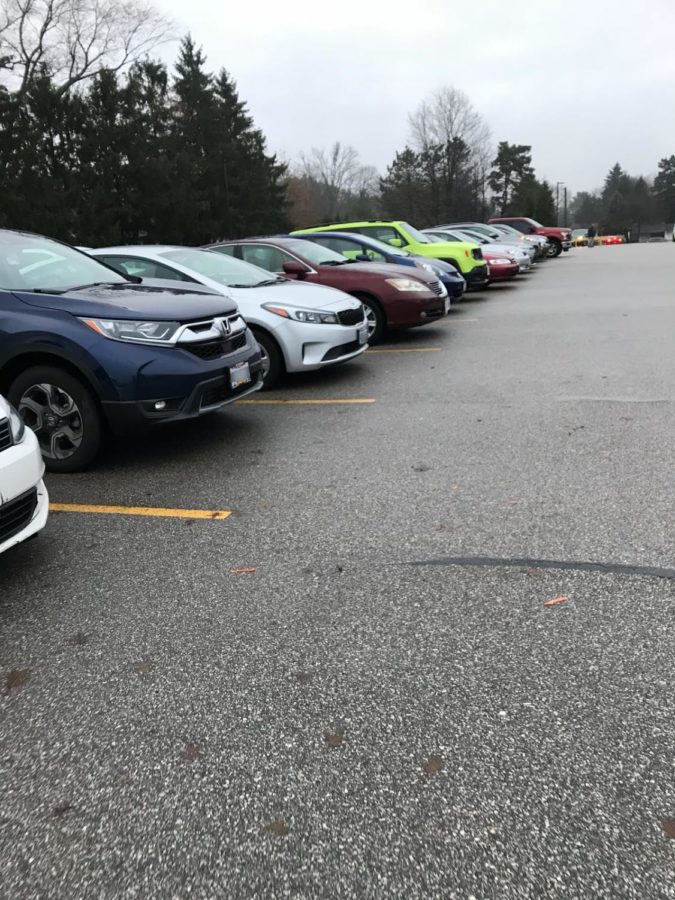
[
  {"x1": 420, "y1": 311, "x2": 428, "y2": 318},
  {"x1": 154, "y1": 400, "x2": 167, "y2": 411}
]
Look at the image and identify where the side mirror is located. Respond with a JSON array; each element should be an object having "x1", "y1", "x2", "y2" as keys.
[
  {"x1": 388, "y1": 237, "x2": 404, "y2": 248},
  {"x1": 528, "y1": 226, "x2": 536, "y2": 234},
  {"x1": 355, "y1": 253, "x2": 371, "y2": 262},
  {"x1": 282, "y1": 260, "x2": 310, "y2": 278}
]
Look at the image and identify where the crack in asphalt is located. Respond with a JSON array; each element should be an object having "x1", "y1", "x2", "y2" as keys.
[{"x1": 408, "y1": 556, "x2": 675, "y2": 580}]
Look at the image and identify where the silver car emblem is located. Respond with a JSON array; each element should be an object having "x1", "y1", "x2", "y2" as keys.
[{"x1": 219, "y1": 318, "x2": 231, "y2": 336}]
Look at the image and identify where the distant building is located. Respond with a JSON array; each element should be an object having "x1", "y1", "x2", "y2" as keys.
[{"x1": 627, "y1": 222, "x2": 675, "y2": 242}]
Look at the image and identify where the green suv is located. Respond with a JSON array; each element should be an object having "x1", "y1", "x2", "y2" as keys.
[{"x1": 293, "y1": 221, "x2": 489, "y2": 289}]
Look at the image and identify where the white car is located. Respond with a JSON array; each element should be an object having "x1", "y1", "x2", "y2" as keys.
[
  {"x1": 424, "y1": 228, "x2": 534, "y2": 272},
  {"x1": 0, "y1": 395, "x2": 49, "y2": 555},
  {"x1": 90, "y1": 247, "x2": 368, "y2": 388}
]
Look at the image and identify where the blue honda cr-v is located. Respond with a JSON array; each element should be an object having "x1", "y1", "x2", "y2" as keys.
[{"x1": 0, "y1": 229, "x2": 263, "y2": 472}]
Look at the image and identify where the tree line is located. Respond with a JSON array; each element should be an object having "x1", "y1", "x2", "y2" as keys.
[
  {"x1": 4, "y1": 2, "x2": 671, "y2": 246},
  {"x1": 289, "y1": 89, "x2": 556, "y2": 228},
  {"x1": 0, "y1": 2, "x2": 288, "y2": 245},
  {"x1": 570, "y1": 160, "x2": 675, "y2": 236}
]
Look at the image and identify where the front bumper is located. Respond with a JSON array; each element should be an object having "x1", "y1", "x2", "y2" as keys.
[
  {"x1": 464, "y1": 264, "x2": 490, "y2": 289},
  {"x1": 102, "y1": 359, "x2": 265, "y2": 434},
  {"x1": 271, "y1": 316, "x2": 369, "y2": 371},
  {"x1": 0, "y1": 431, "x2": 49, "y2": 555},
  {"x1": 487, "y1": 263, "x2": 519, "y2": 281}
]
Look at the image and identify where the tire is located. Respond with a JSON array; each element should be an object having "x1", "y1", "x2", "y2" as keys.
[
  {"x1": 251, "y1": 328, "x2": 284, "y2": 389},
  {"x1": 8, "y1": 366, "x2": 103, "y2": 472},
  {"x1": 354, "y1": 294, "x2": 385, "y2": 343},
  {"x1": 547, "y1": 240, "x2": 563, "y2": 258}
]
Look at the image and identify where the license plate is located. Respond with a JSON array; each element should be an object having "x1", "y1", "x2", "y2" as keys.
[
  {"x1": 230, "y1": 361, "x2": 251, "y2": 389},
  {"x1": 357, "y1": 324, "x2": 369, "y2": 344}
]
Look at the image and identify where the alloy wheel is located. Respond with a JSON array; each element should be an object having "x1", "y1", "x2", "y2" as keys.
[
  {"x1": 19, "y1": 382, "x2": 84, "y2": 460},
  {"x1": 363, "y1": 304, "x2": 378, "y2": 339}
]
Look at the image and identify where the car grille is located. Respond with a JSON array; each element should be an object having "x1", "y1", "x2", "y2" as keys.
[
  {"x1": 337, "y1": 308, "x2": 365, "y2": 326},
  {"x1": 428, "y1": 280, "x2": 444, "y2": 296},
  {"x1": 321, "y1": 340, "x2": 363, "y2": 361},
  {"x1": 199, "y1": 376, "x2": 253, "y2": 410},
  {"x1": 0, "y1": 418, "x2": 11, "y2": 452},
  {"x1": 0, "y1": 487, "x2": 38, "y2": 544},
  {"x1": 185, "y1": 332, "x2": 247, "y2": 360},
  {"x1": 471, "y1": 248, "x2": 483, "y2": 260}
]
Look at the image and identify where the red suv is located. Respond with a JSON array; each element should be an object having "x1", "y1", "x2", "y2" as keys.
[
  {"x1": 208, "y1": 237, "x2": 449, "y2": 342},
  {"x1": 488, "y1": 217, "x2": 572, "y2": 257}
]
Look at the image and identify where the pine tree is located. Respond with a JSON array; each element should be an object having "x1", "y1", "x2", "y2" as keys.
[
  {"x1": 489, "y1": 142, "x2": 533, "y2": 214},
  {"x1": 653, "y1": 156, "x2": 675, "y2": 222}
]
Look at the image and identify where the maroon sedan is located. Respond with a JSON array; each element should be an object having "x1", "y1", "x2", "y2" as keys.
[
  {"x1": 207, "y1": 237, "x2": 448, "y2": 342},
  {"x1": 482, "y1": 249, "x2": 519, "y2": 282}
]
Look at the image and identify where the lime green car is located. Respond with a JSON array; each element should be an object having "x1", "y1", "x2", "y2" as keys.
[{"x1": 292, "y1": 220, "x2": 489, "y2": 289}]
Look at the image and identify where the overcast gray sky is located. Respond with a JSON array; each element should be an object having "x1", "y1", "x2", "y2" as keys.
[{"x1": 158, "y1": 0, "x2": 675, "y2": 195}]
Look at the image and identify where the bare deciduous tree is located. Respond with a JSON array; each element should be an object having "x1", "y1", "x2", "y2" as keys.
[
  {"x1": 0, "y1": 0, "x2": 173, "y2": 96},
  {"x1": 298, "y1": 141, "x2": 373, "y2": 220},
  {"x1": 408, "y1": 86, "x2": 491, "y2": 158}
]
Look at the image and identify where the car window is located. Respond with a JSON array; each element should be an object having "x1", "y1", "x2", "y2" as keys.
[
  {"x1": 0, "y1": 232, "x2": 126, "y2": 291},
  {"x1": 358, "y1": 225, "x2": 399, "y2": 244},
  {"x1": 316, "y1": 236, "x2": 386, "y2": 262},
  {"x1": 161, "y1": 248, "x2": 276, "y2": 287},
  {"x1": 239, "y1": 244, "x2": 292, "y2": 273},
  {"x1": 502, "y1": 220, "x2": 527, "y2": 234},
  {"x1": 98, "y1": 255, "x2": 191, "y2": 281}
]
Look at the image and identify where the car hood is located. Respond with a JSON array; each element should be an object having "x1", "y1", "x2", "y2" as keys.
[
  {"x1": 230, "y1": 280, "x2": 360, "y2": 311},
  {"x1": 13, "y1": 282, "x2": 239, "y2": 322},
  {"x1": 414, "y1": 240, "x2": 478, "y2": 258},
  {"x1": 484, "y1": 242, "x2": 526, "y2": 256},
  {"x1": 319, "y1": 261, "x2": 435, "y2": 282}
]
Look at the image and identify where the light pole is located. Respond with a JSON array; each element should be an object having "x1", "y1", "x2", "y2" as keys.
[{"x1": 556, "y1": 181, "x2": 566, "y2": 226}]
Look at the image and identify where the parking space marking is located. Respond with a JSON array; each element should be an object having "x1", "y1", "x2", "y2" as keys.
[
  {"x1": 239, "y1": 398, "x2": 376, "y2": 405},
  {"x1": 367, "y1": 347, "x2": 441, "y2": 353},
  {"x1": 49, "y1": 503, "x2": 231, "y2": 520}
]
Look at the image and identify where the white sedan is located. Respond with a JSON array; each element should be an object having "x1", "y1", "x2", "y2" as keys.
[
  {"x1": 0, "y1": 395, "x2": 49, "y2": 555},
  {"x1": 91, "y1": 246, "x2": 368, "y2": 388}
]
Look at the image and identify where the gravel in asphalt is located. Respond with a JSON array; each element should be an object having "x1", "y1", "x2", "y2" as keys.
[{"x1": 2, "y1": 244, "x2": 675, "y2": 898}]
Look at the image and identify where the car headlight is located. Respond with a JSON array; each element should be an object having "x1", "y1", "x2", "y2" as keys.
[
  {"x1": 80, "y1": 318, "x2": 182, "y2": 344},
  {"x1": 262, "y1": 303, "x2": 339, "y2": 324},
  {"x1": 8, "y1": 404, "x2": 25, "y2": 443},
  {"x1": 489, "y1": 258, "x2": 512, "y2": 266},
  {"x1": 384, "y1": 278, "x2": 429, "y2": 292},
  {"x1": 418, "y1": 262, "x2": 437, "y2": 274}
]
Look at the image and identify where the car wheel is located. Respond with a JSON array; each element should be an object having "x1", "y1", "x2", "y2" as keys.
[
  {"x1": 8, "y1": 365, "x2": 102, "y2": 472},
  {"x1": 354, "y1": 294, "x2": 385, "y2": 343},
  {"x1": 251, "y1": 328, "x2": 283, "y2": 390},
  {"x1": 547, "y1": 240, "x2": 562, "y2": 258}
]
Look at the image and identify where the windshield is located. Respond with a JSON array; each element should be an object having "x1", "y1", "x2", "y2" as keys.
[
  {"x1": 283, "y1": 240, "x2": 347, "y2": 266},
  {"x1": 399, "y1": 222, "x2": 432, "y2": 244},
  {"x1": 359, "y1": 236, "x2": 411, "y2": 258},
  {"x1": 160, "y1": 248, "x2": 277, "y2": 287},
  {"x1": 0, "y1": 231, "x2": 127, "y2": 292},
  {"x1": 455, "y1": 230, "x2": 489, "y2": 244},
  {"x1": 526, "y1": 218, "x2": 544, "y2": 228}
]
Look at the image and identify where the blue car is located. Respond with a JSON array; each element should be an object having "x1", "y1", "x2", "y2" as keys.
[
  {"x1": 0, "y1": 229, "x2": 263, "y2": 472},
  {"x1": 295, "y1": 231, "x2": 466, "y2": 302}
]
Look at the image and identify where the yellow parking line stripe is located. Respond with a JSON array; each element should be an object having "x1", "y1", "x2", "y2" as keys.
[
  {"x1": 49, "y1": 503, "x2": 231, "y2": 520},
  {"x1": 239, "y1": 398, "x2": 375, "y2": 405},
  {"x1": 368, "y1": 347, "x2": 441, "y2": 353}
]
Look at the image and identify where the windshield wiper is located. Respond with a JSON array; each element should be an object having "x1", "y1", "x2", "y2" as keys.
[
  {"x1": 31, "y1": 281, "x2": 130, "y2": 294},
  {"x1": 319, "y1": 259, "x2": 348, "y2": 266}
]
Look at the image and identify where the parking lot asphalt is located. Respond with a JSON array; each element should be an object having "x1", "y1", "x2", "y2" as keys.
[{"x1": 2, "y1": 244, "x2": 675, "y2": 899}]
